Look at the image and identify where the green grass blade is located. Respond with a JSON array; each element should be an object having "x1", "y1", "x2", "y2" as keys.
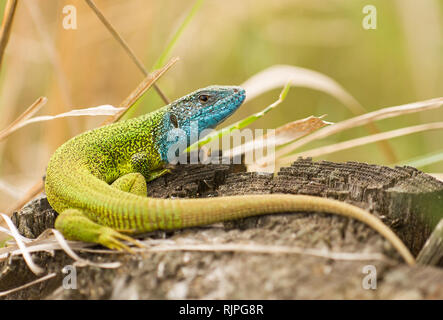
[
  {"x1": 187, "y1": 82, "x2": 291, "y2": 151},
  {"x1": 395, "y1": 150, "x2": 443, "y2": 169},
  {"x1": 126, "y1": 0, "x2": 205, "y2": 119},
  {"x1": 152, "y1": 0, "x2": 205, "y2": 70}
]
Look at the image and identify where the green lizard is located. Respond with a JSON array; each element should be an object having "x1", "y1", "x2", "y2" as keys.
[{"x1": 45, "y1": 85, "x2": 415, "y2": 265}]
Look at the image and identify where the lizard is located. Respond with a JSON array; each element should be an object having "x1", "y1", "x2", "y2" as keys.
[{"x1": 45, "y1": 85, "x2": 415, "y2": 265}]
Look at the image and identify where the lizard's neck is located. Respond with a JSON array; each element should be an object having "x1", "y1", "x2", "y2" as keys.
[{"x1": 142, "y1": 105, "x2": 211, "y2": 164}]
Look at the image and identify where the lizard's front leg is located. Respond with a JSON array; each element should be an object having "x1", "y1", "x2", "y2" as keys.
[
  {"x1": 111, "y1": 172, "x2": 147, "y2": 196},
  {"x1": 130, "y1": 152, "x2": 171, "y2": 182}
]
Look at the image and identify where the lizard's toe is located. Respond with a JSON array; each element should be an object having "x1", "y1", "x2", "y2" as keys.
[
  {"x1": 99, "y1": 228, "x2": 139, "y2": 253},
  {"x1": 114, "y1": 232, "x2": 146, "y2": 249}
]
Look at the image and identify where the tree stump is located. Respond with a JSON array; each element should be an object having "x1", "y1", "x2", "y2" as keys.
[{"x1": 1, "y1": 158, "x2": 442, "y2": 299}]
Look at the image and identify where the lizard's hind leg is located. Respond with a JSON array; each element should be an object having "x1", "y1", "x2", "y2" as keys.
[
  {"x1": 111, "y1": 173, "x2": 147, "y2": 196},
  {"x1": 55, "y1": 208, "x2": 144, "y2": 252}
]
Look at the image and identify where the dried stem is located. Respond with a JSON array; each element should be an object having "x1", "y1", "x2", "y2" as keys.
[
  {"x1": 278, "y1": 121, "x2": 443, "y2": 166},
  {"x1": 84, "y1": 0, "x2": 170, "y2": 104},
  {"x1": 0, "y1": 97, "x2": 48, "y2": 142},
  {"x1": 0, "y1": 0, "x2": 17, "y2": 70}
]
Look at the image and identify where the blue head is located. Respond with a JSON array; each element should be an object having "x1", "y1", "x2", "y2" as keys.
[{"x1": 158, "y1": 85, "x2": 246, "y2": 162}]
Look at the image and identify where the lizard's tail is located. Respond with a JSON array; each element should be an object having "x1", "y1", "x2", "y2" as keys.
[
  {"x1": 168, "y1": 194, "x2": 415, "y2": 265},
  {"x1": 51, "y1": 174, "x2": 415, "y2": 265}
]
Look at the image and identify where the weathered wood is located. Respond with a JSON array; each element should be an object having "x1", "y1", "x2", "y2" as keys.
[
  {"x1": 272, "y1": 159, "x2": 442, "y2": 255},
  {"x1": 11, "y1": 195, "x2": 57, "y2": 239},
  {"x1": 417, "y1": 219, "x2": 443, "y2": 266},
  {"x1": 1, "y1": 158, "x2": 443, "y2": 299}
]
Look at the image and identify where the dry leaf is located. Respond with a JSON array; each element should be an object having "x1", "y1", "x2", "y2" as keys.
[
  {"x1": 226, "y1": 116, "x2": 331, "y2": 172},
  {"x1": 241, "y1": 64, "x2": 366, "y2": 114},
  {"x1": 278, "y1": 121, "x2": 443, "y2": 167},
  {"x1": 275, "y1": 97, "x2": 443, "y2": 160}
]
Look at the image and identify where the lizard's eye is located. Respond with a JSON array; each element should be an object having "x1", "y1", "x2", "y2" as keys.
[{"x1": 198, "y1": 94, "x2": 209, "y2": 103}]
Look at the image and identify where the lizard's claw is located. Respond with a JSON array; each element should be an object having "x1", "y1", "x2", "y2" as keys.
[{"x1": 98, "y1": 228, "x2": 145, "y2": 253}]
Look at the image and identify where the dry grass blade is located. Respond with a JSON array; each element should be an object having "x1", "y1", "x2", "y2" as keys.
[
  {"x1": 228, "y1": 116, "x2": 331, "y2": 172},
  {"x1": 7, "y1": 105, "x2": 123, "y2": 134},
  {"x1": 0, "y1": 236, "x2": 91, "y2": 257},
  {"x1": 0, "y1": 231, "x2": 388, "y2": 264},
  {"x1": 229, "y1": 115, "x2": 330, "y2": 158},
  {"x1": 0, "y1": 228, "x2": 121, "y2": 270},
  {"x1": 241, "y1": 64, "x2": 398, "y2": 162},
  {"x1": 274, "y1": 97, "x2": 443, "y2": 161},
  {"x1": 278, "y1": 122, "x2": 443, "y2": 166},
  {"x1": 84, "y1": 0, "x2": 169, "y2": 104},
  {"x1": 0, "y1": 213, "x2": 43, "y2": 275},
  {"x1": 0, "y1": 97, "x2": 47, "y2": 142},
  {"x1": 242, "y1": 65, "x2": 365, "y2": 114},
  {"x1": 0, "y1": 229, "x2": 73, "y2": 257},
  {"x1": 102, "y1": 57, "x2": 179, "y2": 125},
  {"x1": 51, "y1": 229, "x2": 121, "y2": 268},
  {"x1": 133, "y1": 242, "x2": 388, "y2": 262},
  {"x1": 6, "y1": 180, "x2": 43, "y2": 215},
  {"x1": 0, "y1": 225, "x2": 29, "y2": 243},
  {"x1": 0, "y1": 0, "x2": 17, "y2": 70},
  {"x1": 0, "y1": 273, "x2": 56, "y2": 297},
  {"x1": 1, "y1": 59, "x2": 178, "y2": 142}
]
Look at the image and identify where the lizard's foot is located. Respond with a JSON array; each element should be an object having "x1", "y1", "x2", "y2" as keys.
[
  {"x1": 55, "y1": 208, "x2": 145, "y2": 253},
  {"x1": 98, "y1": 227, "x2": 145, "y2": 253}
]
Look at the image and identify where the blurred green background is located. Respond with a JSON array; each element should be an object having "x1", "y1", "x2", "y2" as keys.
[{"x1": 0, "y1": 0, "x2": 442, "y2": 213}]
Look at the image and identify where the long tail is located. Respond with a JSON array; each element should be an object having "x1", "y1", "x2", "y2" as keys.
[{"x1": 169, "y1": 194, "x2": 415, "y2": 265}]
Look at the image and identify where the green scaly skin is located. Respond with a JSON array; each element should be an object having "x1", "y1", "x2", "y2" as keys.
[{"x1": 45, "y1": 85, "x2": 415, "y2": 264}]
